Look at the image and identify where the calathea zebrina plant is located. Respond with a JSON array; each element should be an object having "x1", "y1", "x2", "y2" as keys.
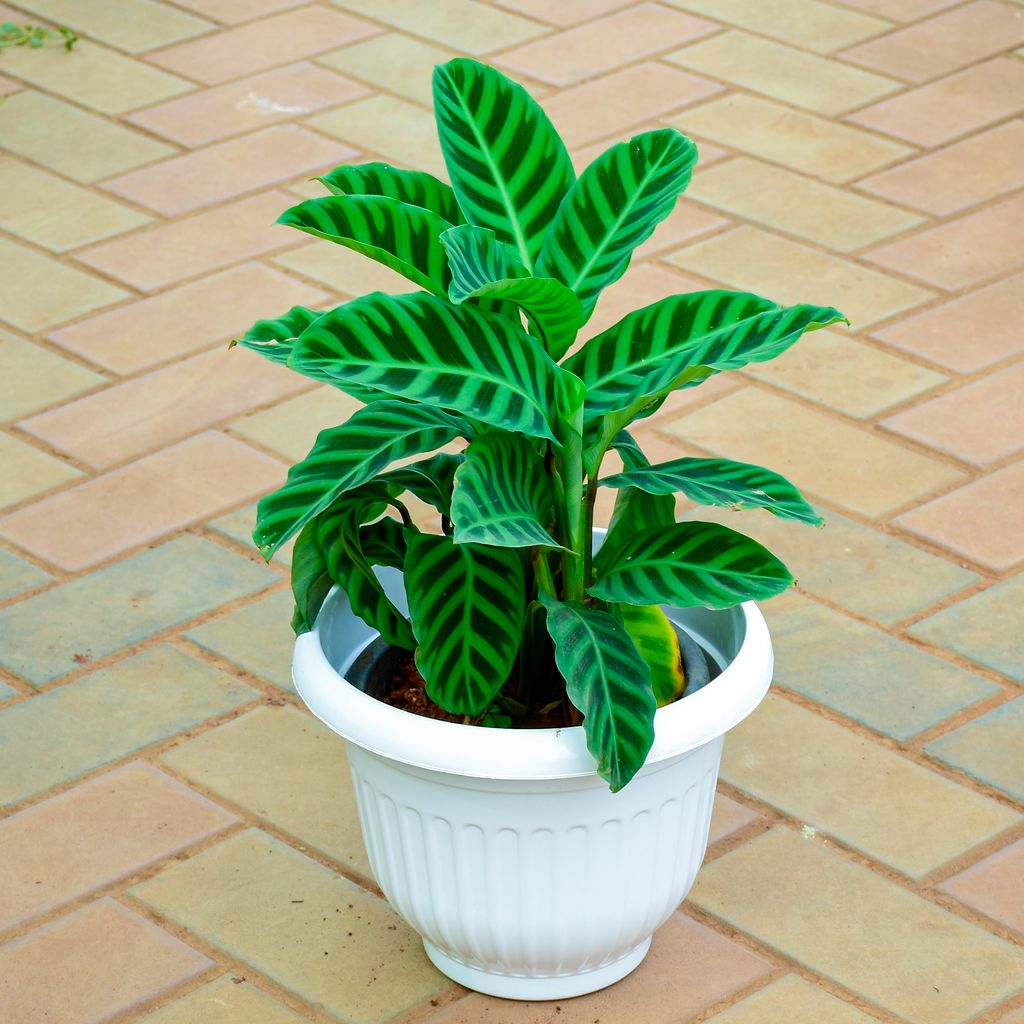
[{"x1": 236, "y1": 58, "x2": 845, "y2": 791}]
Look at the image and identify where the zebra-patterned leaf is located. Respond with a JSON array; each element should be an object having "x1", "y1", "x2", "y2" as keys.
[
  {"x1": 290, "y1": 521, "x2": 333, "y2": 635},
  {"x1": 603, "y1": 456, "x2": 822, "y2": 526},
  {"x1": 317, "y1": 161, "x2": 465, "y2": 224},
  {"x1": 277, "y1": 195, "x2": 453, "y2": 296},
  {"x1": 441, "y1": 224, "x2": 582, "y2": 359},
  {"x1": 540, "y1": 593, "x2": 656, "y2": 792},
  {"x1": 590, "y1": 522, "x2": 793, "y2": 609},
  {"x1": 405, "y1": 531, "x2": 526, "y2": 715},
  {"x1": 604, "y1": 431, "x2": 674, "y2": 560},
  {"x1": 537, "y1": 130, "x2": 697, "y2": 319},
  {"x1": 618, "y1": 604, "x2": 685, "y2": 708},
  {"x1": 380, "y1": 453, "x2": 464, "y2": 517},
  {"x1": 451, "y1": 432, "x2": 561, "y2": 549},
  {"x1": 289, "y1": 291, "x2": 570, "y2": 442},
  {"x1": 565, "y1": 290, "x2": 847, "y2": 422},
  {"x1": 433, "y1": 58, "x2": 574, "y2": 270},
  {"x1": 254, "y1": 401, "x2": 466, "y2": 559}
]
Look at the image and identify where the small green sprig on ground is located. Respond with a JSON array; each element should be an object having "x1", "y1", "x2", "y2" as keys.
[{"x1": 0, "y1": 21, "x2": 78, "y2": 54}]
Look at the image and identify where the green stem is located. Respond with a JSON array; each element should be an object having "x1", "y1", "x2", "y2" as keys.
[
  {"x1": 556, "y1": 405, "x2": 586, "y2": 603},
  {"x1": 533, "y1": 549, "x2": 556, "y2": 597}
]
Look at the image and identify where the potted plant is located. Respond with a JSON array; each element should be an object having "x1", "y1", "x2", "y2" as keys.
[{"x1": 236, "y1": 58, "x2": 844, "y2": 1000}]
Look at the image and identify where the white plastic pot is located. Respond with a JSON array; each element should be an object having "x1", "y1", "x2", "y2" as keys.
[{"x1": 293, "y1": 560, "x2": 773, "y2": 1000}]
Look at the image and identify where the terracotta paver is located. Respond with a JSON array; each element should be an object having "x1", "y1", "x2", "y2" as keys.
[{"x1": 1, "y1": 5, "x2": 1021, "y2": 1021}]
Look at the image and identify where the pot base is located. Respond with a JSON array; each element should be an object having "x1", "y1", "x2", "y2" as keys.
[{"x1": 422, "y1": 937, "x2": 652, "y2": 1001}]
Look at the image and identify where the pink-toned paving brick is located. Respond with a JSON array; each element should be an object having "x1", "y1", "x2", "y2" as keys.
[{"x1": 939, "y1": 837, "x2": 1024, "y2": 935}]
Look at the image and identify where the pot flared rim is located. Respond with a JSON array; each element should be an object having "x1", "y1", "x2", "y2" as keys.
[{"x1": 292, "y1": 583, "x2": 774, "y2": 782}]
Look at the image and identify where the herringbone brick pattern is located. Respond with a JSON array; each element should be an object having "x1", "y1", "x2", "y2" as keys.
[{"x1": 0, "y1": 2, "x2": 1021, "y2": 1021}]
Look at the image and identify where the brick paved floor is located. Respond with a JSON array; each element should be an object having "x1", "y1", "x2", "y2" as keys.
[{"x1": 0, "y1": 2, "x2": 1022, "y2": 1021}]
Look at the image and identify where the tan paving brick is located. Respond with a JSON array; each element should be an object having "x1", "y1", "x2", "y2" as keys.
[
  {"x1": 883, "y1": 361, "x2": 1024, "y2": 466},
  {"x1": 940, "y1": 837, "x2": 1024, "y2": 934},
  {"x1": 743, "y1": 328, "x2": 946, "y2": 417},
  {"x1": 0, "y1": 762, "x2": 236, "y2": 933},
  {"x1": 691, "y1": 828, "x2": 1024, "y2": 1024},
  {"x1": 706, "y1": 976, "x2": 877, "y2": 1024},
  {"x1": 102, "y1": 125, "x2": 354, "y2": 216},
  {"x1": 49, "y1": 262, "x2": 328, "y2": 375},
  {"x1": 0, "y1": 433, "x2": 284, "y2": 570},
  {"x1": 208, "y1": 502, "x2": 295, "y2": 566},
  {"x1": 870, "y1": 272, "x2": 1023, "y2": 372},
  {"x1": 148, "y1": 5, "x2": 379, "y2": 84},
  {"x1": 274, "y1": 236, "x2": 417, "y2": 296},
  {"x1": 668, "y1": 31, "x2": 901, "y2": 114},
  {"x1": 0, "y1": 238, "x2": 128, "y2": 334},
  {"x1": 723, "y1": 694, "x2": 1018, "y2": 877},
  {"x1": 859, "y1": 120, "x2": 1024, "y2": 216},
  {"x1": 0, "y1": 899, "x2": 211, "y2": 1024},
  {"x1": 307, "y1": 93, "x2": 447, "y2": 178},
  {"x1": 669, "y1": 93, "x2": 913, "y2": 183},
  {"x1": 230, "y1": 384, "x2": 363, "y2": 462},
  {"x1": 23, "y1": 346, "x2": 305, "y2": 468},
  {"x1": 709, "y1": 794, "x2": 759, "y2": 844},
  {"x1": 0, "y1": 328, "x2": 103, "y2": 423},
  {"x1": 0, "y1": 91, "x2": 175, "y2": 183},
  {"x1": 840, "y1": 0, "x2": 960, "y2": 19},
  {"x1": 667, "y1": 225, "x2": 934, "y2": 328},
  {"x1": 689, "y1": 157, "x2": 923, "y2": 251},
  {"x1": 634, "y1": 199, "x2": 730, "y2": 259},
  {"x1": 541, "y1": 62, "x2": 722, "y2": 149},
  {"x1": 0, "y1": 72, "x2": 20, "y2": 95},
  {"x1": 131, "y1": 829, "x2": 449, "y2": 1023},
  {"x1": 498, "y1": 4, "x2": 717, "y2": 87},
  {"x1": 896, "y1": 460, "x2": 1024, "y2": 570},
  {"x1": 129, "y1": 62, "x2": 368, "y2": 146},
  {"x1": 495, "y1": 0, "x2": 632, "y2": 25},
  {"x1": 0, "y1": 157, "x2": 150, "y2": 253},
  {"x1": 848, "y1": 57, "x2": 1024, "y2": 146},
  {"x1": 421, "y1": 913, "x2": 770, "y2": 1023},
  {"x1": 139, "y1": 975, "x2": 307, "y2": 1024},
  {"x1": 162, "y1": 705, "x2": 371, "y2": 877},
  {"x1": 170, "y1": 0, "x2": 306, "y2": 22},
  {"x1": 663, "y1": 0, "x2": 890, "y2": 53},
  {"x1": 865, "y1": 193, "x2": 1024, "y2": 290},
  {"x1": 318, "y1": 33, "x2": 458, "y2": 106},
  {"x1": 0, "y1": 433, "x2": 81, "y2": 511},
  {"x1": 663, "y1": 386, "x2": 964, "y2": 517},
  {"x1": 842, "y1": 1, "x2": 1024, "y2": 83},
  {"x1": 334, "y1": 0, "x2": 547, "y2": 55},
  {"x1": 13, "y1": 0, "x2": 214, "y2": 52},
  {"x1": 0, "y1": 38, "x2": 193, "y2": 115},
  {"x1": 75, "y1": 191, "x2": 297, "y2": 291}
]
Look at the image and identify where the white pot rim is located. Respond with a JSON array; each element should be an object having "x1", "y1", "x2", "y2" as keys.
[{"x1": 293, "y1": 585, "x2": 774, "y2": 783}]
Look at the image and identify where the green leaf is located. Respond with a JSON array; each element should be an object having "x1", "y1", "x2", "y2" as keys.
[
  {"x1": 289, "y1": 291, "x2": 572, "y2": 443},
  {"x1": 564, "y1": 290, "x2": 847, "y2": 422},
  {"x1": 433, "y1": 58, "x2": 575, "y2": 270},
  {"x1": 540, "y1": 594, "x2": 656, "y2": 792},
  {"x1": 604, "y1": 431, "x2": 674, "y2": 557},
  {"x1": 603, "y1": 456, "x2": 822, "y2": 526},
  {"x1": 619, "y1": 604, "x2": 685, "y2": 707},
  {"x1": 317, "y1": 161, "x2": 465, "y2": 225},
  {"x1": 254, "y1": 401, "x2": 466, "y2": 559},
  {"x1": 277, "y1": 195, "x2": 453, "y2": 296},
  {"x1": 590, "y1": 522, "x2": 794, "y2": 609},
  {"x1": 290, "y1": 522, "x2": 333, "y2": 635},
  {"x1": 441, "y1": 224, "x2": 583, "y2": 359},
  {"x1": 405, "y1": 532, "x2": 526, "y2": 715},
  {"x1": 380, "y1": 453, "x2": 464, "y2": 517},
  {"x1": 537, "y1": 130, "x2": 697, "y2": 319},
  {"x1": 451, "y1": 432, "x2": 561, "y2": 549}
]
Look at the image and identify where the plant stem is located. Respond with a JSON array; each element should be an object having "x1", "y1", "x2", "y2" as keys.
[
  {"x1": 387, "y1": 498, "x2": 413, "y2": 529},
  {"x1": 556, "y1": 405, "x2": 586, "y2": 603},
  {"x1": 533, "y1": 549, "x2": 556, "y2": 597}
]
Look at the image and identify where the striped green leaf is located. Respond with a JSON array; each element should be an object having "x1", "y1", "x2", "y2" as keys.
[
  {"x1": 290, "y1": 521, "x2": 332, "y2": 635},
  {"x1": 254, "y1": 401, "x2": 466, "y2": 559},
  {"x1": 565, "y1": 290, "x2": 847, "y2": 422},
  {"x1": 433, "y1": 58, "x2": 574, "y2": 270},
  {"x1": 451, "y1": 432, "x2": 561, "y2": 549},
  {"x1": 619, "y1": 604, "x2": 685, "y2": 707},
  {"x1": 590, "y1": 522, "x2": 794, "y2": 609},
  {"x1": 277, "y1": 195, "x2": 453, "y2": 296},
  {"x1": 603, "y1": 457, "x2": 822, "y2": 526},
  {"x1": 380, "y1": 453, "x2": 464, "y2": 517},
  {"x1": 317, "y1": 161, "x2": 465, "y2": 225},
  {"x1": 289, "y1": 291, "x2": 570, "y2": 442},
  {"x1": 405, "y1": 531, "x2": 526, "y2": 715},
  {"x1": 315, "y1": 491, "x2": 414, "y2": 648},
  {"x1": 441, "y1": 224, "x2": 582, "y2": 359},
  {"x1": 540, "y1": 594, "x2": 656, "y2": 791},
  {"x1": 605, "y1": 431, "x2": 674, "y2": 558},
  {"x1": 537, "y1": 130, "x2": 697, "y2": 319}
]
